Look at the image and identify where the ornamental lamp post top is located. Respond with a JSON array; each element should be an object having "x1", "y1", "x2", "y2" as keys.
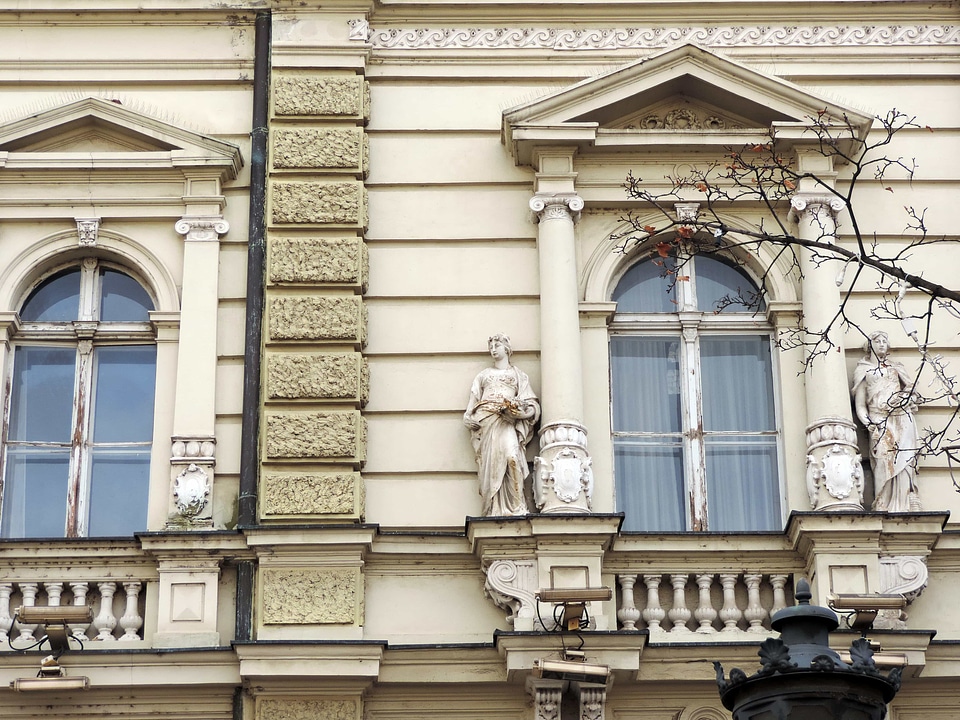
[{"x1": 714, "y1": 579, "x2": 902, "y2": 720}]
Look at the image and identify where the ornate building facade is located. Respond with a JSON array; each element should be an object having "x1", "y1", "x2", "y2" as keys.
[{"x1": 0, "y1": 1, "x2": 957, "y2": 719}]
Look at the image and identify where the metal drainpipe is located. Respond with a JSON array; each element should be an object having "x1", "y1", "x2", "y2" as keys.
[{"x1": 236, "y1": 8, "x2": 270, "y2": 644}]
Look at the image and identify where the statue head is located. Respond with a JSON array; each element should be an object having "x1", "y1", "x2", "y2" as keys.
[
  {"x1": 866, "y1": 330, "x2": 890, "y2": 359},
  {"x1": 488, "y1": 333, "x2": 513, "y2": 358}
]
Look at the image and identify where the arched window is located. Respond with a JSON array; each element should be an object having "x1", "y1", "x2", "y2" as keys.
[
  {"x1": 2, "y1": 259, "x2": 156, "y2": 538},
  {"x1": 610, "y1": 252, "x2": 781, "y2": 532}
]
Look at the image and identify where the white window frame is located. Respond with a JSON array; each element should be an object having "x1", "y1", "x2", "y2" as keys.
[
  {"x1": 1, "y1": 258, "x2": 156, "y2": 538},
  {"x1": 609, "y1": 252, "x2": 785, "y2": 531}
]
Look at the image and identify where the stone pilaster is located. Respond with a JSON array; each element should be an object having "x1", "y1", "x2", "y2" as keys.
[
  {"x1": 167, "y1": 216, "x2": 229, "y2": 529},
  {"x1": 263, "y1": 56, "x2": 370, "y2": 523},
  {"x1": 530, "y1": 194, "x2": 593, "y2": 514},
  {"x1": 791, "y1": 193, "x2": 863, "y2": 511}
]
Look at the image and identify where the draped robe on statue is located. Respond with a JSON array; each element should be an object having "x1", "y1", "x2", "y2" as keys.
[
  {"x1": 464, "y1": 365, "x2": 540, "y2": 516},
  {"x1": 852, "y1": 358, "x2": 919, "y2": 512}
]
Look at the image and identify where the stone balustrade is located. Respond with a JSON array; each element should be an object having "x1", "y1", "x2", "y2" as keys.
[
  {"x1": 616, "y1": 572, "x2": 793, "y2": 636},
  {"x1": 0, "y1": 579, "x2": 145, "y2": 646}
]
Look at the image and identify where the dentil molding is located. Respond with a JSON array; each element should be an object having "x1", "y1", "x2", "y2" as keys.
[{"x1": 370, "y1": 24, "x2": 959, "y2": 51}]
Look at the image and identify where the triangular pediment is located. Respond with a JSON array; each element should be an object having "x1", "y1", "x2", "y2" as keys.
[
  {"x1": 0, "y1": 97, "x2": 241, "y2": 178},
  {"x1": 503, "y1": 44, "x2": 873, "y2": 164}
]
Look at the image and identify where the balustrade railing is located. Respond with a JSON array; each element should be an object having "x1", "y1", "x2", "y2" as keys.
[
  {"x1": 0, "y1": 579, "x2": 145, "y2": 646},
  {"x1": 617, "y1": 572, "x2": 793, "y2": 636}
]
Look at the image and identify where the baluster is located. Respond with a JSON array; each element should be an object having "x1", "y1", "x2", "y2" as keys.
[
  {"x1": 94, "y1": 581, "x2": 117, "y2": 641},
  {"x1": 68, "y1": 582, "x2": 90, "y2": 641},
  {"x1": 770, "y1": 574, "x2": 789, "y2": 616},
  {"x1": 119, "y1": 582, "x2": 143, "y2": 641},
  {"x1": 0, "y1": 583, "x2": 13, "y2": 642},
  {"x1": 44, "y1": 581, "x2": 64, "y2": 607},
  {"x1": 16, "y1": 582, "x2": 39, "y2": 641},
  {"x1": 694, "y1": 574, "x2": 718, "y2": 633},
  {"x1": 718, "y1": 574, "x2": 742, "y2": 632},
  {"x1": 743, "y1": 574, "x2": 767, "y2": 632},
  {"x1": 668, "y1": 574, "x2": 691, "y2": 633},
  {"x1": 616, "y1": 575, "x2": 641, "y2": 631},
  {"x1": 641, "y1": 575, "x2": 665, "y2": 632}
]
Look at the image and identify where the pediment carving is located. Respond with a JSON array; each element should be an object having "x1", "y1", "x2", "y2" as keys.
[
  {"x1": 0, "y1": 97, "x2": 241, "y2": 179},
  {"x1": 607, "y1": 95, "x2": 757, "y2": 131},
  {"x1": 503, "y1": 43, "x2": 873, "y2": 165}
]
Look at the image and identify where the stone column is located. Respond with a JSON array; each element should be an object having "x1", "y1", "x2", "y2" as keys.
[
  {"x1": 168, "y1": 217, "x2": 228, "y2": 528},
  {"x1": 791, "y1": 194, "x2": 863, "y2": 511},
  {"x1": 530, "y1": 194, "x2": 593, "y2": 514}
]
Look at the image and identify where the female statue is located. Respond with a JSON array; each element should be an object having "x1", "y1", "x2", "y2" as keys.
[
  {"x1": 852, "y1": 331, "x2": 920, "y2": 511},
  {"x1": 463, "y1": 334, "x2": 540, "y2": 516}
]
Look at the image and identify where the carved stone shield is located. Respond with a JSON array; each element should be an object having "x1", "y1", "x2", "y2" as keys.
[{"x1": 552, "y1": 455, "x2": 583, "y2": 503}]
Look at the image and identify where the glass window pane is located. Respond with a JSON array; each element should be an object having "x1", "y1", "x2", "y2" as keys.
[
  {"x1": 92, "y1": 347, "x2": 157, "y2": 443},
  {"x1": 8, "y1": 346, "x2": 76, "y2": 442},
  {"x1": 1, "y1": 449, "x2": 69, "y2": 538},
  {"x1": 705, "y1": 437, "x2": 780, "y2": 531},
  {"x1": 20, "y1": 269, "x2": 81, "y2": 321},
  {"x1": 701, "y1": 336, "x2": 776, "y2": 432},
  {"x1": 87, "y1": 451, "x2": 150, "y2": 536},
  {"x1": 612, "y1": 258, "x2": 677, "y2": 313},
  {"x1": 615, "y1": 439, "x2": 685, "y2": 531},
  {"x1": 695, "y1": 255, "x2": 764, "y2": 313},
  {"x1": 100, "y1": 270, "x2": 153, "y2": 321},
  {"x1": 611, "y1": 337, "x2": 682, "y2": 433}
]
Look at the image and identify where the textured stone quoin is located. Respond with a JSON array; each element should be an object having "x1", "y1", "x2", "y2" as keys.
[
  {"x1": 262, "y1": 473, "x2": 360, "y2": 516},
  {"x1": 271, "y1": 181, "x2": 364, "y2": 225},
  {"x1": 273, "y1": 127, "x2": 363, "y2": 170},
  {"x1": 267, "y1": 353, "x2": 367, "y2": 401},
  {"x1": 261, "y1": 567, "x2": 358, "y2": 624},
  {"x1": 268, "y1": 296, "x2": 365, "y2": 343},
  {"x1": 256, "y1": 699, "x2": 359, "y2": 720},
  {"x1": 264, "y1": 411, "x2": 365, "y2": 460},
  {"x1": 274, "y1": 75, "x2": 365, "y2": 117},
  {"x1": 269, "y1": 237, "x2": 367, "y2": 286}
]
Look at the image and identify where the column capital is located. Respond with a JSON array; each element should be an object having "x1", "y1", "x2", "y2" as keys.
[
  {"x1": 530, "y1": 194, "x2": 584, "y2": 223},
  {"x1": 175, "y1": 216, "x2": 229, "y2": 242},
  {"x1": 789, "y1": 194, "x2": 846, "y2": 219}
]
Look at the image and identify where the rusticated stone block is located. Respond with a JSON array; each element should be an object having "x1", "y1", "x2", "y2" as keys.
[
  {"x1": 257, "y1": 698, "x2": 359, "y2": 720},
  {"x1": 261, "y1": 567, "x2": 358, "y2": 624},
  {"x1": 262, "y1": 472, "x2": 361, "y2": 517},
  {"x1": 264, "y1": 410, "x2": 366, "y2": 461},
  {"x1": 268, "y1": 296, "x2": 365, "y2": 344},
  {"x1": 271, "y1": 181, "x2": 365, "y2": 226},
  {"x1": 273, "y1": 127, "x2": 363, "y2": 170},
  {"x1": 269, "y1": 237, "x2": 367, "y2": 287},
  {"x1": 267, "y1": 353, "x2": 368, "y2": 402},
  {"x1": 274, "y1": 75, "x2": 365, "y2": 118}
]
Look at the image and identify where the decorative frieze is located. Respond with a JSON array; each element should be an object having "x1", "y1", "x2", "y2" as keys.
[
  {"x1": 268, "y1": 296, "x2": 366, "y2": 344},
  {"x1": 269, "y1": 237, "x2": 368, "y2": 288},
  {"x1": 262, "y1": 472, "x2": 363, "y2": 517},
  {"x1": 171, "y1": 436, "x2": 217, "y2": 464},
  {"x1": 274, "y1": 74, "x2": 369, "y2": 120},
  {"x1": 271, "y1": 181, "x2": 366, "y2": 226},
  {"x1": 371, "y1": 24, "x2": 960, "y2": 50},
  {"x1": 261, "y1": 567, "x2": 359, "y2": 625},
  {"x1": 272, "y1": 128, "x2": 364, "y2": 171},
  {"x1": 264, "y1": 410, "x2": 366, "y2": 462},
  {"x1": 257, "y1": 698, "x2": 360, "y2": 720},
  {"x1": 267, "y1": 352, "x2": 369, "y2": 403}
]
